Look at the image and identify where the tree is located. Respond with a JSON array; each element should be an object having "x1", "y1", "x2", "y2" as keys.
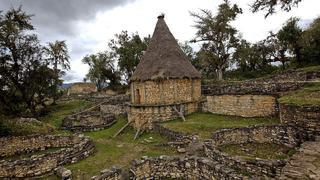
[
  {"x1": 234, "y1": 40, "x2": 254, "y2": 72},
  {"x1": 191, "y1": 0, "x2": 242, "y2": 80},
  {"x1": 277, "y1": 17, "x2": 303, "y2": 66},
  {"x1": 108, "y1": 31, "x2": 149, "y2": 83},
  {"x1": 44, "y1": 40, "x2": 70, "y2": 104},
  {"x1": 251, "y1": 0, "x2": 302, "y2": 17},
  {"x1": 0, "y1": 7, "x2": 56, "y2": 116},
  {"x1": 300, "y1": 17, "x2": 320, "y2": 65},
  {"x1": 82, "y1": 51, "x2": 121, "y2": 91}
]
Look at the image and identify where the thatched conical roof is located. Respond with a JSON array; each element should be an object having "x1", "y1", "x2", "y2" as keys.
[{"x1": 130, "y1": 15, "x2": 201, "y2": 82}]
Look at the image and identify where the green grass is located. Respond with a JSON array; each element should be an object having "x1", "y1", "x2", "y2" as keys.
[
  {"x1": 162, "y1": 113, "x2": 280, "y2": 139},
  {"x1": 218, "y1": 143, "x2": 296, "y2": 160},
  {"x1": 63, "y1": 116, "x2": 176, "y2": 179},
  {"x1": 40, "y1": 100, "x2": 90, "y2": 130},
  {"x1": 279, "y1": 82, "x2": 320, "y2": 106},
  {"x1": 0, "y1": 100, "x2": 90, "y2": 136},
  {"x1": 301, "y1": 65, "x2": 320, "y2": 73}
]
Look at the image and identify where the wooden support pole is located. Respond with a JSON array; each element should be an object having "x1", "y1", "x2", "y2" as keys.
[
  {"x1": 113, "y1": 121, "x2": 131, "y2": 138},
  {"x1": 173, "y1": 105, "x2": 186, "y2": 121},
  {"x1": 133, "y1": 128, "x2": 141, "y2": 140},
  {"x1": 70, "y1": 101, "x2": 105, "y2": 116}
]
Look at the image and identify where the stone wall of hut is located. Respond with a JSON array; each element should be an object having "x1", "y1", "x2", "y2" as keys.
[
  {"x1": 128, "y1": 101, "x2": 200, "y2": 129},
  {"x1": 130, "y1": 79, "x2": 201, "y2": 105}
]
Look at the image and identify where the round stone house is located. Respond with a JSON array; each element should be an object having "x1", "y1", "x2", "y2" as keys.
[{"x1": 128, "y1": 15, "x2": 201, "y2": 130}]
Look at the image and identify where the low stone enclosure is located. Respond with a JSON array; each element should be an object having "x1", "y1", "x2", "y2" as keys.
[
  {"x1": 62, "y1": 111, "x2": 116, "y2": 132},
  {"x1": 204, "y1": 125, "x2": 309, "y2": 178},
  {"x1": 91, "y1": 124, "x2": 314, "y2": 179},
  {"x1": 62, "y1": 95, "x2": 129, "y2": 132},
  {"x1": 0, "y1": 134, "x2": 95, "y2": 179}
]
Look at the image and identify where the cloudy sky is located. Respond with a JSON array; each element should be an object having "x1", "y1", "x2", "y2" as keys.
[{"x1": 0, "y1": 0, "x2": 319, "y2": 83}]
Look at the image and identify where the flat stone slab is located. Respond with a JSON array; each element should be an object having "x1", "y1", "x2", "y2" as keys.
[{"x1": 280, "y1": 137, "x2": 320, "y2": 179}]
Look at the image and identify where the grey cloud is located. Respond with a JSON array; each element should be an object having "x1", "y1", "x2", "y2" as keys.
[
  {"x1": 299, "y1": 18, "x2": 313, "y2": 29},
  {"x1": 0, "y1": 0, "x2": 135, "y2": 36},
  {"x1": 63, "y1": 70, "x2": 83, "y2": 83},
  {"x1": 0, "y1": 0, "x2": 134, "y2": 82}
]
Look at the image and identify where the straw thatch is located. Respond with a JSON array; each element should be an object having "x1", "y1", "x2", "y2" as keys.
[{"x1": 130, "y1": 15, "x2": 201, "y2": 82}]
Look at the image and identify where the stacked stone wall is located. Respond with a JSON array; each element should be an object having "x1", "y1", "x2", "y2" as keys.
[
  {"x1": 128, "y1": 101, "x2": 200, "y2": 129},
  {"x1": 62, "y1": 112, "x2": 116, "y2": 132},
  {"x1": 0, "y1": 135, "x2": 95, "y2": 178},
  {"x1": 100, "y1": 104, "x2": 127, "y2": 116},
  {"x1": 202, "y1": 69, "x2": 320, "y2": 96},
  {"x1": 202, "y1": 82, "x2": 303, "y2": 96},
  {"x1": 131, "y1": 79, "x2": 201, "y2": 105},
  {"x1": 130, "y1": 156, "x2": 242, "y2": 180},
  {"x1": 204, "y1": 125, "x2": 308, "y2": 178},
  {"x1": 205, "y1": 95, "x2": 277, "y2": 117},
  {"x1": 280, "y1": 103, "x2": 320, "y2": 133},
  {"x1": 93, "y1": 156, "x2": 242, "y2": 180}
]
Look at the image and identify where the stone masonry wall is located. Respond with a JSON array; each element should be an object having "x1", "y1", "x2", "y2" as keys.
[
  {"x1": 62, "y1": 111, "x2": 116, "y2": 132},
  {"x1": 202, "y1": 82, "x2": 303, "y2": 96},
  {"x1": 100, "y1": 104, "x2": 127, "y2": 116},
  {"x1": 206, "y1": 95, "x2": 277, "y2": 117},
  {"x1": 130, "y1": 156, "x2": 242, "y2": 180},
  {"x1": 280, "y1": 103, "x2": 320, "y2": 133},
  {"x1": 0, "y1": 135, "x2": 95, "y2": 178},
  {"x1": 93, "y1": 156, "x2": 243, "y2": 180},
  {"x1": 202, "y1": 69, "x2": 320, "y2": 96},
  {"x1": 204, "y1": 125, "x2": 308, "y2": 178},
  {"x1": 131, "y1": 79, "x2": 201, "y2": 105},
  {"x1": 128, "y1": 101, "x2": 200, "y2": 130}
]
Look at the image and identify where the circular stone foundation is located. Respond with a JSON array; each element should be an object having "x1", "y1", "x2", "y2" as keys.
[
  {"x1": 204, "y1": 125, "x2": 307, "y2": 178},
  {"x1": 62, "y1": 111, "x2": 116, "y2": 132},
  {"x1": 0, "y1": 135, "x2": 95, "y2": 178}
]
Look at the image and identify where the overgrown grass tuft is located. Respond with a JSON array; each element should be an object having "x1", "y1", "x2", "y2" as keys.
[
  {"x1": 301, "y1": 65, "x2": 320, "y2": 73},
  {"x1": 162, "y1": 113, "x2": 280, "y2": 139},
  {"x1": 279, "y1": 82, "x2": 320, "y2": 106}
]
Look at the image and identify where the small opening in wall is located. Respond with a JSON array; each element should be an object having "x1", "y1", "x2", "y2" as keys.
[{"x1": 135, "y1": 89, "x2": 141, "y2": 104}]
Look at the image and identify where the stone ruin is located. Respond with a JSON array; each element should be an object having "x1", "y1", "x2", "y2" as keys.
[
  {"x1": 91, "y1": 123, "x2": 315, "y2": 179},
  {"x1": 204, "y1": 125, "x2": 309, "y2": 178},
  {"x1": 62, "y1": 94, "x2": 129, "y2": 132},
  {"x1": 90, "y1": 67, "x2": 320, "y2": 179},
  {"x1": 62, "y1": 110, "x2": 116, "y2": 132},
  {"x1": 0, "y1": 134, "x2": 95, "y2": 179}
]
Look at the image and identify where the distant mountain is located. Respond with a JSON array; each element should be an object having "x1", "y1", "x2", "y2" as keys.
[{"x1": 60, "y1": 83, "x2": 73, "y2": 90}]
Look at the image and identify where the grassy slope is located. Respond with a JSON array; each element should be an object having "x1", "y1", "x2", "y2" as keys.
[
  {"x1": 279, "y1": 82, "x2": 320, "y2": 106},
  {"x1": 0, "y1": 100, "x2": 90, "y2": 136},
  {"x1": 302, "y1": 65, "x2": 320, "y2": 72},
  {"x1": 162, "y1": 113, "x2": 280, "y2": 139},
  {"x1": 66, "y1": 116, "x2": 175, "y2": 179},
  {"x1": 42, "y1": 101, "x2": 175, "y2": 179},
  {"x1": 40, "y1": 100, "x2": 91, "y2": 129}
]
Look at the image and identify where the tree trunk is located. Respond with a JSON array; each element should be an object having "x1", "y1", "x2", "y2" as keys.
[
  {"x1": 217, "y1": 68, "x2": 223, "y2": 81},
  {"x1": 295, "y1": 47, "x2": 302, "y2": 67},
  {"x1": 52, "y1": 60, "x2": 58, "y2": 105}
]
